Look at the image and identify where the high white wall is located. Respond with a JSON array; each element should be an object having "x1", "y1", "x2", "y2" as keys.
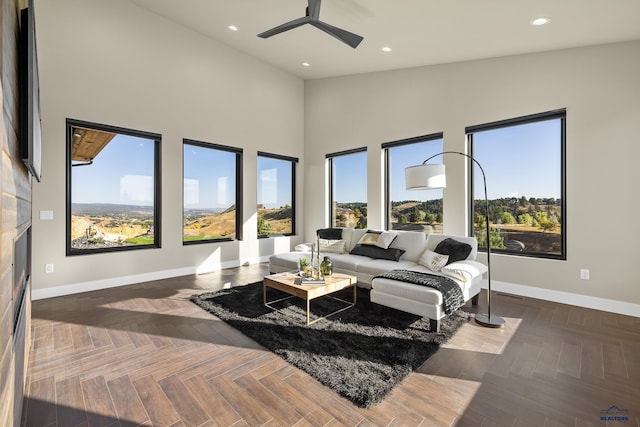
[
  {"x1": 31, "y1": 0, "x2": 304, "y2": 296},
  {"x1": 30, "y1": 0, "x2": 640, "y2": 314},
  {"x1": 305, "y1": 41, "x2": 640, "y2": 309}
]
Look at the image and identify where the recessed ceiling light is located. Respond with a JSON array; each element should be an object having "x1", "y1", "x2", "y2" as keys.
[
  {"x1": 302, "y1": 62, "x2": 311, "y2": 67},
  {"x1": 381, "y1": 46, "x2": 392, "y2": 52},
  {"x1": 228, "y1": 25, "x2": 239, "y2": 31},
  {"x1": 530, "y1": 17, "x2": 550, "y2": 26}
]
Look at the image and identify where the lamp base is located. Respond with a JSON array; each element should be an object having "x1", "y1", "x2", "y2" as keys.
[{"x1": 475, "y1": 313, "x2": 505, "y2": 328}]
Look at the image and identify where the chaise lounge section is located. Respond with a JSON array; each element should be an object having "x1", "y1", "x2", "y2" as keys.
[{"x1": 268, "y1": 227, "x2": 487, "y2": 331}]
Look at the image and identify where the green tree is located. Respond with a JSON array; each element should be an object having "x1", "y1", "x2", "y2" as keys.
[
  {"x1": 489, "y1": 228, "x2": 506, "y2": 249},
  {"x1": 424, "y1": 212, "x2": 435, "y2": 224},
  {"x1": 518, "y1": 213, "x2": 532, "y2": 226},
  {"x1": 475, "y1": 228, "x2": 505, "y2": 249},
  {"x1": 500, "y1": 212, "x2": 516, "y2": 225},
  {"x1": 257, "y1": 217, "x2": 272, "y2": 235},
  {"x1": 410, "y1": 207, "x2": 426, "y2": 222}
]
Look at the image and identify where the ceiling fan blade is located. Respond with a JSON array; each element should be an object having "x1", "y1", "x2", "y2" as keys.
[
  {"x1": 310, "y1": 20, "x2": 363, "y2": 48},
  {"x1": 308, "y1": 0, "x2": 321, "y2": 21},
  {"x1": 257, "y1": 16, "x2": 311, "y2": 39}
]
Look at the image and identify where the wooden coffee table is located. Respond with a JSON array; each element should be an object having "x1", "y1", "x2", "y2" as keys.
[{"x1": 263, "y1": 272, "x2": 357, "y2": 325}]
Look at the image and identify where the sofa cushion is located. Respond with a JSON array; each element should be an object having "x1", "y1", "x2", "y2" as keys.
[
  {"x1": 327, "y1": 253, "x2": 373, "y2": 271},
  {"x1": 389, "y1": 230, "x2": 427, "y2": 262},
  {"x1": 357, "y1": 259, "x2": 418, "y2": 277},
  {"x1": 434, "y1": 238, "x2": 472, "y2": 264},
  {"x1": 350, "y1": 244, "x2": 405, "y2": 261},
  {"x1": 347, "y1": 229, "x2": 367, "y2": 252},
  {"x1": 370, "y1": 278, "x2": 444, "y2": 305}
]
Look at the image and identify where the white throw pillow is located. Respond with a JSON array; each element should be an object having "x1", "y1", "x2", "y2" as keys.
[
  {"x1": 419, "y1": 249, "x2": 449, "y2": 272},
  {"x1": 441, "y1": 260, "x2": 487, "y2": 282},
  {"x1": 319, "y1": 239, "x2": 346, "y2": 254},
  {"x1": 375, "y1": 231, "x2": 398, "y2": 249}
]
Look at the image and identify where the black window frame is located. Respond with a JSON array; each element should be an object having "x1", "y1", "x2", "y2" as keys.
[
  {"x1": 182, "y1": 138, "x2": 243, "y2": 245},
  {"x1": 382, "y1": 133, "x2": 444, "y2": 232},
  {"x1": 66, "y1": 118, "x2": 162, "y2": 256},
  {"x1": 257, "y1": 151, "x2": 298, "y2": 238},
  {"x1": 466, "y1": 109, "x2": 567, "y2": 260},
  {"x1": 326, "y1": 147, "x2": 368, "y2": 229}
]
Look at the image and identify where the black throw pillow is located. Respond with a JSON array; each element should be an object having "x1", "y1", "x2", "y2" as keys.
[
  {"x1": 349, "y1": 244, "x2": 405, "y2": 261},
  {"x1": 434, "y1": 238, "x2": 472, "y2": 265},
  {"x1": 317, "y1": 228, "x2": 343, "y2": 240}
]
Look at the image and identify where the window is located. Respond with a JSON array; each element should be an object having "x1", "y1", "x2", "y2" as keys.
[
  {"x1": 467, "y1": 110, "x2": 566, "y2": 259},
  {"x1": 327, "y1": 148, "x2": 367, "y2": 229},
  {"x1": 257, "y1": 152, "x2": 297, "y2": 237},
  {"x1": 183, "y1": 139, "x2": 242, "y2": 243},
  {"x1": 383, "y1": 134, "x2": 444, "y2": 233},
  {"x1": 67, "y1": 119, "x2": 160, "y2": 255}
]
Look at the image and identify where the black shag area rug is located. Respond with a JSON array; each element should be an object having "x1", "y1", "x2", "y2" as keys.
[{"x1": 190, "y1": 281, "x2": 470, "y2": 408}]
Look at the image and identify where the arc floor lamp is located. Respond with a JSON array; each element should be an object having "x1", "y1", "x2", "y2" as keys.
[{"x1": 405, "y1": 151, "x2": 505, "y2": 328}]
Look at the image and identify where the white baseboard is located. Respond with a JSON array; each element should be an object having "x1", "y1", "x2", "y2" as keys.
[
  {"x1": 487, "y1": 280, "x2": 640, "y2": 318},
  {"x1": 31, "y1": 259, "x2": 244, "y2": 301}
]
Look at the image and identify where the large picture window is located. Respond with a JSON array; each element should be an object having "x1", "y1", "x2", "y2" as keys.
[
  {"x1": 257, "y1": 152, "x2": 297, "y2": 237},
  {"x1": 327, "y1": 148, "x2": 367, "y2": 229},
  {"x1": 467, "y1": 110, "x2": 566, "y2": 259},
  {"x1": 383, "y1": 134, "x2": 444, "y2": 233},
  {"x1": 67, "y1": 119, "x2": 160, "y2": 255},
  {"x1": 183, "y1": 139, "x2": 242, "y2": 243}
]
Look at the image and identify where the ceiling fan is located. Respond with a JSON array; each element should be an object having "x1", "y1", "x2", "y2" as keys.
[{"x1": 257, "y1": 0, "x2": 364, "y2": 49}]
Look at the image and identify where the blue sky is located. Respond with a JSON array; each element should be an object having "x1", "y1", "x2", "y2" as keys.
[
  {"x1": 74, "y1": 119, "x2": 560, "y2": 208},
  {"x1": 184, "y1": 144, "x2": 236, "y2": 209},
  {"x1": 72, "y1": 134, "x2": 155, "y2": 206},
  {"x1": 257, "y1": 156, "x2": 293, "y2": 209},
  {"x1": 472, "y1": 119, "x2": 561, "y2": 200},
  {"x1": 337, "y1": 118, "x2": 561, "y2": 203}
]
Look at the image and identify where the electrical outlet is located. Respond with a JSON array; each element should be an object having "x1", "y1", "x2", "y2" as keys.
[
  {"x1": 45, "y1": 264, "x2": 54, "y2": 273},
  {"x1": 580, "y1": 268, "x2": 590, "y2": 280}
]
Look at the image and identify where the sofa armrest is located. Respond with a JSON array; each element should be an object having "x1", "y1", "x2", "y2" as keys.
[
  {"x1": 440, "y1": 260, "x2": 487, "y2": 282},
  {"x1": 294, "y1": 243, "x2": 313, "y2": 252}
]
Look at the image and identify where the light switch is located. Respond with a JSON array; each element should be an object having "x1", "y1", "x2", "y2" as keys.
[{"x1": 40, "y1": 210, "x2": 54, "y2": 220}]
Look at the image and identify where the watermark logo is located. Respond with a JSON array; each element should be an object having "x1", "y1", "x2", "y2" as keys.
[{"x1": 600, "y1": 405, "x2": 629, "y2": 422}]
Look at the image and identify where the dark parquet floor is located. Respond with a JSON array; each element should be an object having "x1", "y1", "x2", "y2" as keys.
[{"x1": 22, "y1": 263, "x2": 640, "y2": 426}]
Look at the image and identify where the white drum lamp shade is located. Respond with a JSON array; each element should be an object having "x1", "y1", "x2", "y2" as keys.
[{"x1": 405, "y1": 164, "x2": 447, "y2": 190}]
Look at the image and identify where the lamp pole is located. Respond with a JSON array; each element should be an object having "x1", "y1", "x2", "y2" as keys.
[{"x1": 420, "y1": 151, "x2": 504, "y2": 327}]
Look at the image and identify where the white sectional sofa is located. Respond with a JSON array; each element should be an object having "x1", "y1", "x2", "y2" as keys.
[{"x1": 268, "y1": 227, "x2": 487, "y2": 331}]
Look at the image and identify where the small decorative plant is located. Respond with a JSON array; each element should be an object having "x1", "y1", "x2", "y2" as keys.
[{"x1": 299, "y1": 257, "x2": 315, "y2": 277}]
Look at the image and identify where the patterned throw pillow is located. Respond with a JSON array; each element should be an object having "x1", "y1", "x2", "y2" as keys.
[
  {"x1": 319, "y1": 239, "x2": 346, "y2": 254},
  {"x1": 357, "y1": 231, "x2": 381, "y2": 246},
  {"x1": 357, "y1": 230, "x2": 398, "y2": 249},
  {"x1": 419, "y1": 249, "x2": 449, "y2": 272},
  {"x1": 375, "y1": 231, "x2": 398, "y2": 249}
]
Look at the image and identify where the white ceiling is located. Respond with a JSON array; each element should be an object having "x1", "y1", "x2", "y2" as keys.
[{"x1": 130, "y1": 0, "x2": 640, "y2": 80}]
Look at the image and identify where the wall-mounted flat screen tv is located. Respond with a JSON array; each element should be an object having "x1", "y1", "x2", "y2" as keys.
[{"x1": 19, "y1": 0, "x2": 42, "y2": 182}]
